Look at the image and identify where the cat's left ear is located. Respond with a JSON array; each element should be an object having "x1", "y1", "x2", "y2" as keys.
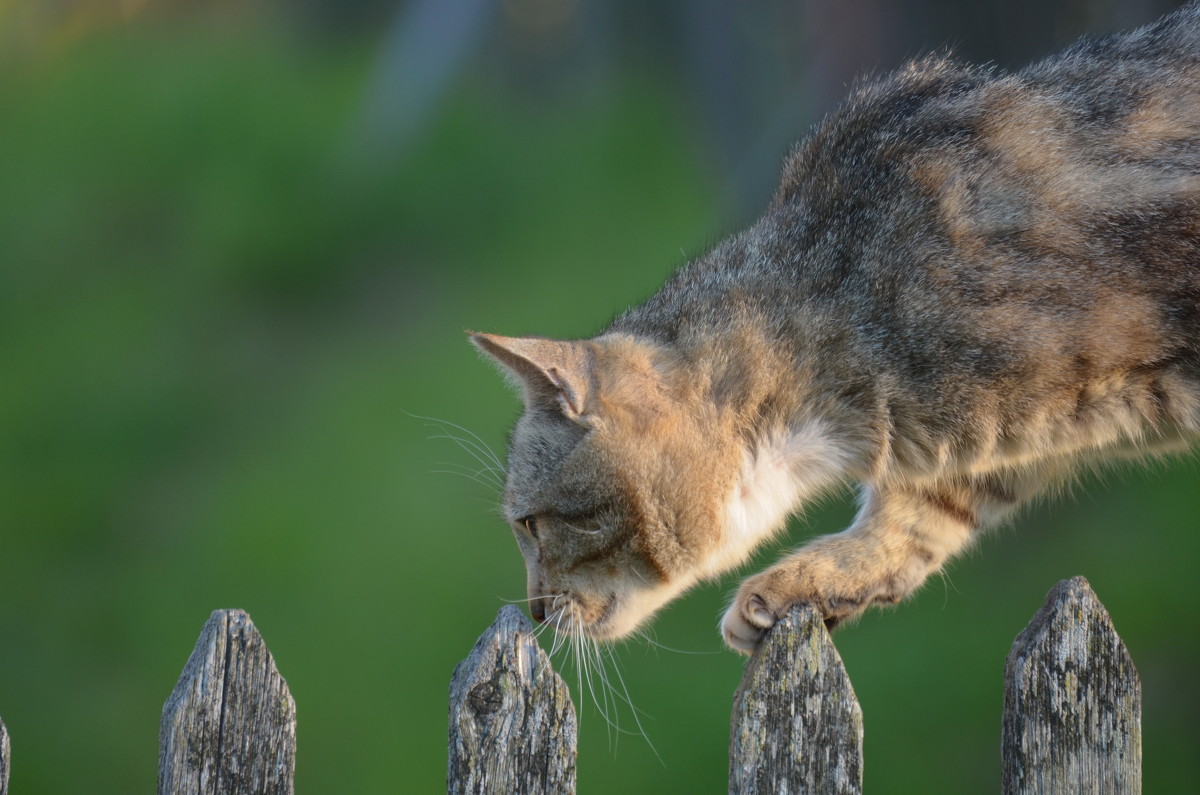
[{"x1": 469, "y1": 333, "x2": 593, "y2": 421}]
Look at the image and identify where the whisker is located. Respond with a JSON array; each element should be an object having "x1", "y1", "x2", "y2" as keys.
[
  {"x1": 406, "y1": 412, "x2": 507, "y2": 473},
  {"x1": 432, "y1": 460, "x2": 505, "y2": 488},
  {"x1": 549, "y1": 606, "x2": 570, "y2": 659},
  {"x1": 591, "y1": 638, "x2": 621, "y2": 749},
  {"x1": 431, "y1": 468, "x2": 503, "y2": 493},
  {"x1": 534, "y1": 613, "x2": 554, "y2": 647},
  {"x1": 570, "y1": 614, "x2": 585, "y2": 734},
  {"x1": 603, "y1": 644, "x2": 662, "y2": 763},
  {"x1": 576, "y1": 627, "x2": 622, "y2": 743},
  {"x1": 427, "y1": 433, "x2": 507, "y2": 482},
  {"x1": 579, "y1": 634, "x2": 616, "y2": 738},
  {"x1": 498, "y1": 595, "x2": 545, "y2": 605},
  {"x1": 418, "y1": 420, "x2": 506, "y2": 475},
  {"x1": 633, "y1": 629, "x2": 718, "y2": 656}
]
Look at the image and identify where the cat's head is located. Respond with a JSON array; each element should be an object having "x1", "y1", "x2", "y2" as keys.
[{"x1": 471, "y1": 332, "x2": 740, "y2": 640}]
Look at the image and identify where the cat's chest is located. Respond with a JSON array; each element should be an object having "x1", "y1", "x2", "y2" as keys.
[{"x1": 712, "y1": 421, "x2": 853, "y2": 573}]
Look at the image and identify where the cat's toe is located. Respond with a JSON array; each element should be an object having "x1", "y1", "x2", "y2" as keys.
[
  {"x1": 744, "y1": 593, "x2": 774, "y2": 626},
  {"x1": 721, "y1": 592, "x2": 778, "y2": 653},
  {"x1": 721, "y1": 611, "x2": 764, "y2": 653}
]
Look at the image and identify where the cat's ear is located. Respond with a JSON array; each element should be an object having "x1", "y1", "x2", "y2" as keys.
[{"x1": 469, "y1": 333, "x2": 593, "y2": 421}]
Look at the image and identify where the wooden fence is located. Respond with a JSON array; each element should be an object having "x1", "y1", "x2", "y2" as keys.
[
  {"x1": 448, "y1": 576, "x2": 1142, "y2": 794},
  {"x1": 0, "y1": 576, "x2": 1139, "y2": 795},
  {"x1": 0, "y1": 609, "x2": 296, "y2": 795}
]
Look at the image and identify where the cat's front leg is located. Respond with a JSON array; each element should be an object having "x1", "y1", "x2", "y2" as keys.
[{"x1": 720, "y1": 483, "x2": 985, "y2": 652}]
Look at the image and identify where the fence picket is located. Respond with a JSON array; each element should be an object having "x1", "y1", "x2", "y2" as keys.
[
  {"x1": 1, "y1": 714, "x2": 9, "y2": 795},
  {"x1": 447, "y1": 605, "x2": 577, "y2": 795},
  {"x1": 730, "y1": 603, "x2": 864, "y2": 794},
  {"x1": 158, "y1": 609, "x2": 296, "y2": 795},
  {"x1": 1002, "y1": 576, "x2": 1141, "y2": 795}
]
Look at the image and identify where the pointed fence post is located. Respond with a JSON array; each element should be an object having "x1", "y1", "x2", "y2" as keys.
[
  {"x1": 448, "y1": 605, "x2": 577, "y2": 794},
  {"x1": 730, "y1": 603, "x2": 864, "y2": 794},
  {"x1": 158, "y1": 609, "x2": 297, "y2": 795},
  {"x1": 1002, "y1": 576, "x2": 1141, "y2": 794},
  {"x1": 0, "y1": 715, "x2": 9, "y2": 795}
]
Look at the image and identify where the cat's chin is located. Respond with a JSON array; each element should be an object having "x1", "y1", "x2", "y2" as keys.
[
  {"x1": 579, "y1": 606, "x2": 646, "y2": 642},
  {"x1": 576, "y1": 594, "x2": 629, "y2": 641},
  {"x1": 573, "y1": 579, "x2": 695, "y2": 642}
]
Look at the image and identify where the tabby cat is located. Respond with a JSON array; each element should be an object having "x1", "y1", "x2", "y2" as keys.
[{"x1": 472, "y1": 3, "x2": 1200, "y2": 652}]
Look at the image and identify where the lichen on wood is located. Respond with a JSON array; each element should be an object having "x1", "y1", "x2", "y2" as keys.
[
  {"x1": 730, "y1": 603, "x2": 863, "y2": 794},
  {"x1": 1002, "y1": 576, "x2": 1141, "y2": 795}
]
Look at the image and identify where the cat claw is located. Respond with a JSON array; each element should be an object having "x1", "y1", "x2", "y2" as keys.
[
  {"x1": 721, "y1": 592, "x2": 779, "y2": 654},
  {"x1": 746, "y1": 594, "x2": 775, "y2": 627}
]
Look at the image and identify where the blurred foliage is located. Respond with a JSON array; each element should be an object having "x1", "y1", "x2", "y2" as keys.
[{"x1": 0, "y1": 2, "x2": 1197, "y2": 794}]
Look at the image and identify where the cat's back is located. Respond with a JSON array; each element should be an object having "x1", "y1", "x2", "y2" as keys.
[
  {"x1": 617, "y1": 4, "x2": 1200, "y2": 421},
  {"x1": 762, "y1": 4, "x2": 1200, "y2": 380},
  {"x1": 777, "y1": 1, "x2": 1200, "y2": 254}
]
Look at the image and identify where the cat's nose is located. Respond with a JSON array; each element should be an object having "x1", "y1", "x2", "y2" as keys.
[{"x1": 530, "y1": 599, "x2": 547, "y2": 624}]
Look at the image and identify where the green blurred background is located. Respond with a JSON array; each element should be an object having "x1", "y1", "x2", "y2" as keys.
[{"x1": 1, "y1": 0, "x2": 1196, "y2": 791}]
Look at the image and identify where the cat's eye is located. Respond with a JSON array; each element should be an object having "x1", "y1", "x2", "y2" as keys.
[{"x1": 520, "y1": 515, "x2": 539, "y2": 538}]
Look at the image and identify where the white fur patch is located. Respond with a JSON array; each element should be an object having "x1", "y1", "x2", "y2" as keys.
[
  {"x1": 709, "y1": 420, "x2": 852, "y2": 576},
  {"x1": 598, "y1": 579, "x2": 694, "y2": 640}
]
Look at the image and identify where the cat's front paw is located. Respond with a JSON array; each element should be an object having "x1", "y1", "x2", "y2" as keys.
[
  {"x1": 720, "y1": 587, "x2": 778, "y2": 653},
  {"x1": 720, "y1": 563, "x2": 873, "y2": 653}
]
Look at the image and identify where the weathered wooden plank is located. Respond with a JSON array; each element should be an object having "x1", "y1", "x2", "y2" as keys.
[
  {"x1": 448, "y1": 605, "x2": 577, "y2": 794},
  {"x1": 730, "y1": 603, "x2": 863, "y2": 795},
  {"x1": 0, "y1": 714, "x2": 9, "y2": 795},
  {"x1": 1003, "y1": 576, "x2": 1141, "y2": 795},
  {"x1": 158, "y1": 609, "x2": 296, "y2": 795}
]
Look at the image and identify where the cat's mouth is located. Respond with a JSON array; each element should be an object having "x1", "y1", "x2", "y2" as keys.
[
  {"x1": 545, "y1": 576, "x2": 698, "y2": 641},
  {"x1": 546, "y1": 592, "x2": 621, "y2": 639},
  {"x1": 575, "y1": 590, "x2": 661, "y2": 641}
]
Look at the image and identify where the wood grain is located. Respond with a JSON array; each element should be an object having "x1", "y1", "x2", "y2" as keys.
[{"x1": 158, "y1": 609, "x2": 296, "y2": 795}]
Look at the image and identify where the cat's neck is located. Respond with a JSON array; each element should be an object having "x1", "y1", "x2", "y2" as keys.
[
  {"x1": 601, "y1": 323, "x2": 876, "y2": 572},
  {"x1": 712, "y1": 418, "x2": 860, "y2": 574}
]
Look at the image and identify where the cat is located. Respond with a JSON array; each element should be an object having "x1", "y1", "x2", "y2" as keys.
[{"x1": 471, "y1": 2, "x2": 1200, "y2": 653}]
